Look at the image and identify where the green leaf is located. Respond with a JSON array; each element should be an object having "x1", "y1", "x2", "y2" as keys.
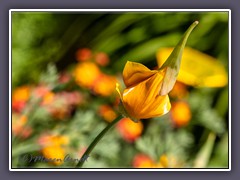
[
  {"x1": 40, "y1": 63, "x2": 59, "y2": 86},
  {"x1": 193, "y1": 132, "x2": 216, "y2": 168}
]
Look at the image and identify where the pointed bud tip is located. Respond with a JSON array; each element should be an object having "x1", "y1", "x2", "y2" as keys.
[
  {"x1": 158, "y1": 21, "x2": 199, "y2": 95},
  {"x1": 194, "y1": 21, "x2": 199, "y2": 25}
]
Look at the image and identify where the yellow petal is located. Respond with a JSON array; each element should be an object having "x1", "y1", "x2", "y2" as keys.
[
  {"x1": 157, "y1": 47, "x2": 228, "y2": 87},
  {"x1": 122, "y1": 72, "x2": 171, "y2": 119},
  {"x1": 115, "y1": 83, "x2": 123, "y2": 101},
  {"x1": 123, "y1": 61, "x2": 157, "y2": 88}
]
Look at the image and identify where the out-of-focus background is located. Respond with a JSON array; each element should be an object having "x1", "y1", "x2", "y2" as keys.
[{"x1": 11, "y1": 12, "x2": 229, "y2": 168}]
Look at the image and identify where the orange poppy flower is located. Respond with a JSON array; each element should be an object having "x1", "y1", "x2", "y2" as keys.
[
  {"x1": 116, "y1": 61, "x2": 171, "y2": 121},
  {"x1": 116, "y1": 21, "x2": 198, "y2": 122},
  {"x1": 132, "y1": 154, "x2": 155, "y2": 168}
]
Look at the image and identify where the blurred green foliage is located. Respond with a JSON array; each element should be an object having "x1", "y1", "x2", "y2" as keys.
[
  {"x1": 11, "y1": 11, "x2": 229, "y2": 169},
  {"x1": 12, "y1": 12, "x2": 228, "y2": 87}
]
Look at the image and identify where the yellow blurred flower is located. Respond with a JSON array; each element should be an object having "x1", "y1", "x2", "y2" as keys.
[
  {"x1": 93, "y1": 74, "x2": 117, "y2": 96},
  {"x1": 153, "y1": 154, "x2": 183, "y2": 168},
  {"x1": 41, "y1": 146, "x2": 65, "y2": 166},
  {"x1": 42, "y1": 91, "x2": 55, "y2": 105},
  {"x1": 116, "y1": 117, "x2": 143, "y2": 142},
  {"x1": 152, "y1": 154, "x2": 169, "y2": 168},
  {"x1": 116, "y1": 61, "x2": 171, "y2": 121},
  {"x1": 132, "y1": 153, "x2": 183, "y2": 168},
  {"x1": 74, "y1": 62, "x2": 101, "y2": 88},
  {"x1": 38, "y1": 134, "x2": 69, "y2": 166},
  {"x1": 157, "y1": 47, "x2": 228, "y2": 87},
  {"x1": 49, "y1": 135, "x2": 69, "y2": 146},
  {"x1": 38, "y1": 134, "x2": 69, "y2": 147},
  {"x1": 170, "y1": 101, "x2": 192, "y2": 127},
  {"x1": 98, "y1": 105, "x2": 117, "y2": 122}
]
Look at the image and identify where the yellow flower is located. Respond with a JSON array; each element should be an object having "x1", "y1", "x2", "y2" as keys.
[
  {"x1": 116, "y1": 61, "x2": 171, "y2": 121},
  {"x1": 157, "y1": 47, "x2": 228, "y2": 87}
]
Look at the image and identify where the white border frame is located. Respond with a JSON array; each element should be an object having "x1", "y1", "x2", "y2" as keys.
[{"x1": 9, "y1": 9, "x2": 231, "y2": 171}]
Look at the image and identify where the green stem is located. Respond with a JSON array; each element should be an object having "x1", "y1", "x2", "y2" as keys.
[{"x1": 75, "y1": 115, "x2": 123, "y2": 168}]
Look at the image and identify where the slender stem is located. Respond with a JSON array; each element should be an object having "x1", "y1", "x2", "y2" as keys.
[{"x1": 75, "y1": 115, "x2": 123, "y2": 168}]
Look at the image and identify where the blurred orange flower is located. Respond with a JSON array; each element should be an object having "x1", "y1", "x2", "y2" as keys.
[
  {"x1": 98, "y1": 105, "x2": 117, "y2": 122},
  {"x1": 95, "y1": 52, "x2": 109, "y2": 66},
  {"x1": 45, "y1": 95, "x2": 70, "y2": 120},
  {"x1": 12, "y1": 101, "x2": 27, "y2": 113},
  {"x1": 116, "y1": 61, "x2": 171, "y2": 122},
  {"x1": 59, "y1": 91, "x2": 84, "y2": 106},
  {"x1": 93, "y1": 74, "x2": 117, "y2": 96},
  {"x1": 12, "y1": 85, "x2": 30, "y2": 102},
  {"x1": 133, "y1": 153, "x2": 183, "y2": 168},
  {"x1": 74, "y1": 52, "x2": 118, "y2": 96},
  {"x1": 74, "y1": 62, "x2": 101, "y2": 88},
  {"x1": 42, "y1": 91, "x2": 55, "y2": 105},
  {"x1": 12, "y1": 115, "x2": 32, "y2": 139},
  {"x1": 32, "y1": 85, "x2": 51, "y2": 99},
  {"x1": 169, "y1": 81, "x2": 188, "y2": 99},
  {"x1": 75, "y1": 48, "x2": 92, "y2": 62},
  {"x1": 40, "y1": 90, "x2": 84, "y2": 120},
  {"x1": 132, "y1": 154, "x2": 154, "y2": 168},
  {"x1": 38, "y1": 134, "x2": 69, "y2": 146},
  {"x1": 12, "y1": 85, "x2": 30, "y2": 112},
  {"x1": 116, "y1": 117, "x2": 143, "y2": 142},
  {"x1": 170, "y1": 101, "x2": 192, "y2": 127}
]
